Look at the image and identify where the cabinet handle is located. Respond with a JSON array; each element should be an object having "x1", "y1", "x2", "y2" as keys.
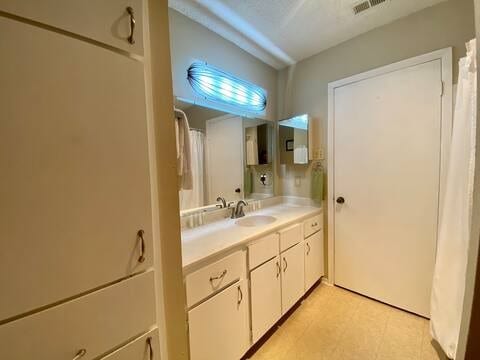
[
  {"x1": 126, "y1": 6, "x2": 136, "y2": 44},
  {"x1": 237, "y1": 285, "x2": 243, "y2": 305},
  {"x1": 306, "y1": 242, "x2": 311, "y2": 255},
  {"x1": 147, "y1": 337, "x2": 154, "y2": 359},
  {"x1": 276, "y1": 261, "x2": 280, "y2": 278},
  {"x1": 137, "y1": 229, "x2": 146, "y2": 263},
  {"x1": 72, "y1": 349, "x2": 87, "y2": 360},
  {"x1": 283, "y1": 257, "x2": 288, "y2": 272},
  {"x1": 312, "y1": 222, "x2": 317, "y2": 227},
  {"x1": 209, "y1": 270, "x2": 227, "y2": 282}
]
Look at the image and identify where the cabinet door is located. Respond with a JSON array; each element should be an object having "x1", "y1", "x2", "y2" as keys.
[
  {"x1": 0, "y1": 16, "x2": 152, "y2": 321},
  {"x1": 281, "y1": 242, "x2": 305, "y2": 314},
  {"x1": 250, "y1": 256, "x2": 282, "y2": 343},
  {"x1": 0, "y1": 0, "x2": 144, "y2": 55},
  {"x1": 305, "y1": 230, "x2": 325, "y2": 291},
  {"x1": 188, "y1": 280, "x2": 250, "y2": 360}
]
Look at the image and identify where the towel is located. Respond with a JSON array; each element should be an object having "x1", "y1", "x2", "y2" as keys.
[
  {"x1": 311, "y1": 163, "x2": 324, "y2": 203},
  {"x1": 244, "y1": 167, "x2": 253, "y2": 195},
  {"x1": 246, "y1": 138, "x2": 259, "y2": 165},
  {"x1": 175, "y1": 109, "x2": 193, "y2": 190},
  {"x1": 294, "y1": 145, "x2": 308, "y2": 164}
]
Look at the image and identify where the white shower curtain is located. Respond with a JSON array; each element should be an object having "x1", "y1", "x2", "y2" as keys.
[
  {"x1": 179, "y1": 130, "x2": 205, "y2": 210},
  {"x1": 430, "y1": 39, "x2": 477, "y2": 359}
]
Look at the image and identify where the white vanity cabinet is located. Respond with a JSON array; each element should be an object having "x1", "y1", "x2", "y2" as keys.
[
  {"x1": 188, "y1": 280, "x2": 250, "y2": 360},
  {"x1": 304, "y1": 215, "x2": 325, "y2": 291},
  {"x1": 250, "y1": 255, "x2": 282, "y2": 343},
  {"x1": 184, "y1": 211, "x2": 324, "y2": 357},
  {"x1": 281, "y1": 242, "x2": 306, "y2": 313}
]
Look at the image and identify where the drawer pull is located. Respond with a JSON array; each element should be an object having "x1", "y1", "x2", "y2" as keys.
[
  {"x1": 72, "y1": 349, "x2": 87, "y2": 360},
  {"x1": 137, "y1": 229, "x2": 146, "y2": 263},
  {"x1": 237, "y1": 285, "x2": 243, "y2": 305},
  {"x1": 283, "y1": 257, "x2": 288, "y2": 272},
  {"x1": 209, "y1": 270, "x2": 227, "y2": 282},
  {"x1": 126, "y1": 7, "x2": 136, "y2": 45},
  {"x1": 276, "y1": 261, "x2": 280, "y2": 278},
  {"x1": 306, "y1": 242, "x2": 311, "y2": 255},
  {"x1": 147, "y1": 337, "x2": 154, "y2": 359},
  {"x1": 311, "y1": 222, "x2": 318, "y2": 227}
]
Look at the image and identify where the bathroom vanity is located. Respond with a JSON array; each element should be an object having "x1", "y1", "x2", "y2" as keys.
[{"x1": 182, "y1": 201, "x2": 324, "y2": 360}]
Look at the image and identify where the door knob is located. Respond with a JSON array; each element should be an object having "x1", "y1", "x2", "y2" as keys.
[{"x1": 336, "y1": 197, "x2": 345, "y2": 204}]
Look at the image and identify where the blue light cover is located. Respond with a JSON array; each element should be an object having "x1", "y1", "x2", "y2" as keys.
[{"x1": 187, "y1": 62, "x2": 267, "y2": 113}]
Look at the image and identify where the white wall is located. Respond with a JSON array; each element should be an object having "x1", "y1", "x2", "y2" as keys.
[{"x1": 168, "y1": 9, "x2": 277, "y2": 121}]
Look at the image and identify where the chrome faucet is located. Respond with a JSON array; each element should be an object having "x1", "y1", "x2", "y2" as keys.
[
  {"x1": 231, "y1": 200, "x2": 247, "y2": 219},
  {"x1": 216, "y1": 196, "x2": 227, "y2": 208}
]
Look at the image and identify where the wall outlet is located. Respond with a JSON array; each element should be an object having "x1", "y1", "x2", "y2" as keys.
[{"x1": 313, "y1": 148, "x2": 325, "y2": 160}]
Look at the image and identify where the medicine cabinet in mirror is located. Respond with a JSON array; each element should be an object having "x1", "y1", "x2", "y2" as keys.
[
  {"x1": 279, "y1": 114, "x2": 309, "y2": 165},
  {"x1": 176, "y1": 99, "x2": 274, "y2": 214}
]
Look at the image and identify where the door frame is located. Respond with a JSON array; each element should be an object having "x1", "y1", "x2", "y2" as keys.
[{"x1": 326, "y1": 48, "x2": 453, "y2": 284}]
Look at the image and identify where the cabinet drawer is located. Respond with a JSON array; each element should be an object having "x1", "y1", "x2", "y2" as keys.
[
  {"x1": 304, "y1": 214, "x2": 323, "y2": 238},
  {"x1": 101, "y1": 329, "x2": 160, "y2": 360},
  {"x1": 0, "y1": 271, "x2": 156, "y2": 360},
  {"x1": 186, "y1": 251, "x2": 246, "y2": 307},
  {"x1": 0, "y1": 0, "x2": 144, "y2": 55},
  {"x1": 248, "y1": 233, "x2": 279, "y2": 270},
  {"x1": 278, "y1": 223, "x2": 303, "y2": 252}
]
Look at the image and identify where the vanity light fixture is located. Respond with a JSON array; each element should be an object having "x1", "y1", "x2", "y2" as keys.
[{"x1": 187, "y1": 62, "x2": 267, "y2": 113}]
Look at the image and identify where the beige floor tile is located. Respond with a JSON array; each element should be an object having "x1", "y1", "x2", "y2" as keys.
[{"x1": 246, "y1": 285, "x2": 449, "y2": 360}]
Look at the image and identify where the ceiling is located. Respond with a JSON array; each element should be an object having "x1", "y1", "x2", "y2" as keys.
[{"x1": 169, "y1": 0, "x2": 447, "y2": 69}]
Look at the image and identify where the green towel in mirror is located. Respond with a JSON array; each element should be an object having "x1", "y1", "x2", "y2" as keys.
[
  {"x1": 244, "y1": 167, "x2": 253, "y2": 195},
  {"x1": 311, "y1": 164, "x2": 323, "y2": 203}
]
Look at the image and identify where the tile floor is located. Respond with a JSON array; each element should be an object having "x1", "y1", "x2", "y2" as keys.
[{"x1": 246, "y1": 284, "x2": 448, "y2": 360}]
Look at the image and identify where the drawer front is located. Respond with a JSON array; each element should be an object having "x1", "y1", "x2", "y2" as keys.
[
  {"x1": 0, "y1": 0, "x2": 144, "y2": 55},
  {"x1": 101, "y1": 329, "x2": 160, "y2": 360},
  {"x1": 304, "y1": 214, "x2": 323, "y2": 238},
  {"x1": 248, "y1": 233, "x2": 279, "y2": 270},
  {"x1": 278, "y1": 223, "x2": 303, "y2": 252},
  {"x1": 0, "y1": 271, "x2": 156, "y2": 360},
  {"x1": 186, "y1": 251, "x2": 246, "y2": 308}
]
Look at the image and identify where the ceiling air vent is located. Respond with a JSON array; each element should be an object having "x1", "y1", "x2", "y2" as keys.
[
  {"x1": 370, "y1": 0, "x2": 387, "y2": 7},
  {"x1": 353, "y1": 1, "x2": 370, "y2": 15}
]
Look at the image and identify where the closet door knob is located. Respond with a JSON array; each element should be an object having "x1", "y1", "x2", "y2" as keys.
[
  {"x1": 126, "y1": 7, "x2": 136, "y2": 44},
  {"x1": 336, "y1": 197, "x2": 345, "y2": 204},
  {"x1": 72, "y1": 349, "x2": 87, "y2": 360},
  {"x1": 137, "y1": 229, "x2": 146, "y2": 263},
  {"x1": 147, "y1": 337, "x2": 154, "y2": 359}
]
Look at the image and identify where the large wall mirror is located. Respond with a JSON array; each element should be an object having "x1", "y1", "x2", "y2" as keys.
[
  {"x1": 279, "y1": 114, "x2": 309, "y2": 165},
  {"x1": 176, "y1": 99, "x2": 275, "y2": 213}
]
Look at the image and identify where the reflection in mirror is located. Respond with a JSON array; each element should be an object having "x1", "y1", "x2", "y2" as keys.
[
  {"x1": 176, "y1": 99, "x2": 274, "y2": 213},
  {"x1": 279, "y1": 114, "x2": 309, "y2": 165}
]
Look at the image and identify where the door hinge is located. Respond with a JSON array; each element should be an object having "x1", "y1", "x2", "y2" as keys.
[{"x1": 441, "y1": 81, "x2": 445, "y2": 97}]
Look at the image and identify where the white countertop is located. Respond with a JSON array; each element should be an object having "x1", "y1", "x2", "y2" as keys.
[{"x1": 182, "y1": 203, "x2": 322, "y2": 272}]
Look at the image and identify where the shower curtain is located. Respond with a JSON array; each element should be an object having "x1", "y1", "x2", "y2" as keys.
[
  {"x1": 430, "y1": 39, "x2": 477, "y2": 359},
  {"x1": 179, "y1": 130, "x2": 205, "y2": 210}
]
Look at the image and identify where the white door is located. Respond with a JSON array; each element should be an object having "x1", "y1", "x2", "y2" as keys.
[
  {"x1": 281, "y1": 242, "x2": 305, "y2": 314},
  {"x1": 250, "y1": 256, "x2": 282, "y2": 343},
  {"x1": 188, "y1": 280, "x2": 249, "y2": 360},
  {"x1": 206, "y1": 116, "x2": 244, "y2": 203},
  {"x1": 305, "y1": 230, "x2": 324, "y2": 291},
  {"x1": 333, "y1": 59, "x2": 443, "y2": 317}
]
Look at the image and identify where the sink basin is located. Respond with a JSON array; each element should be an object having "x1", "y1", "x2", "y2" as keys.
[{"x1": 235, "y1": 215, "x2": 277, "y2": 227}]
